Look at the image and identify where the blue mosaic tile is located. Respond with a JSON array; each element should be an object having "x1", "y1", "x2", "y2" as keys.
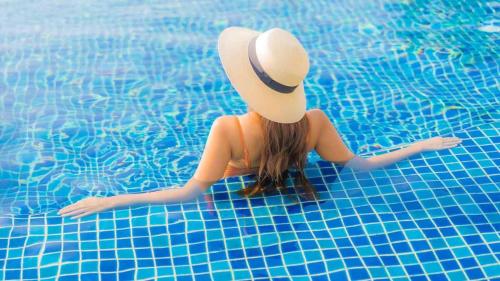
[{"x1": 0, "y1": 122, "x2": 498, "y2": 280}]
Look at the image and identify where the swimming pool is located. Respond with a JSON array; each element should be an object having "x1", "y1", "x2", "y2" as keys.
[{"x1": 0, "y1": 0, "x2": 498, "y2": 280}]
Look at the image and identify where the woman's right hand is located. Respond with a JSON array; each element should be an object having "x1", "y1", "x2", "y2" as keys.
[{"x1": 415, "y1": 136, "x2": 462, "y2": 152}]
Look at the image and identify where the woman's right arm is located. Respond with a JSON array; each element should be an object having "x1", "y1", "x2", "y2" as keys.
[{"x1": 313, "y1": 109, "x2": 462, "y2": 172}]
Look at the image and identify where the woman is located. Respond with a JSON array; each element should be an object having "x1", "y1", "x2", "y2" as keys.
[{"x1": 59, "y1": 27, "x2": 461, "y2": 219}]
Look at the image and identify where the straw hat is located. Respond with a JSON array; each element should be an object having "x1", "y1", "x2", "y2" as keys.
[{"x1": 217, "y1": 27, "x2": 309, "y2": 123}]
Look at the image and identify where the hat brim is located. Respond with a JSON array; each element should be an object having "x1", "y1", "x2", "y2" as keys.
[{"x1": 217, "y1": 27, "x2": 306, "y2": 124}]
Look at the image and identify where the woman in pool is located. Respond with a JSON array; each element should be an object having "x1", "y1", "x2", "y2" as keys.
[{"x1": 59, "y1": 27, "x2": 461, "y2": 219}]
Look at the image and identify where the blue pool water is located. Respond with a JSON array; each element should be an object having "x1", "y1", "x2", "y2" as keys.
[{"x1": 0, "y1": 0, "x2": 499, "y2": 280}]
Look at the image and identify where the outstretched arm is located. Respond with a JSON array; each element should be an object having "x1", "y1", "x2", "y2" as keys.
[
  {"x1": 58, "y1": 178, "x2": 214, "y2": 219},
  {"x1": 312, "y1": 109, "x2": 462, "y2": 171},
  {"x1": 345, "y1": 136, "x2": 462, "y2": 171},
  {"x1": 108, "y1": 178, "x2": 212, "y2": 206},
  {"x1": 59, "y1": 116, "x2": 232, "y2": 219}
]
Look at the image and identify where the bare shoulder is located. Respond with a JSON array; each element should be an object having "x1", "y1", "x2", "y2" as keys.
[
  {"x1": 306, "y1": 108, "x2": 330, "y2": 129},
  {"x1": 210, "y1": 115, "x2": 236, "y2": 131},
  {"x1": 307, "y1": 108, "x2": 355, "y2": 163},
  {"x1": 209, "y1": 115, "x2": 241, "y2": 143},
  {"x1": 212, "y1": 115, "x2": 234, "y2": 125},
  {"x1": 305, "y1": 108, "x2": 329, "y2": 150}
]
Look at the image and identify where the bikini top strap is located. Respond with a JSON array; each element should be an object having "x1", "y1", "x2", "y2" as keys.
[{"x1": 234, "y1": 115, "x2": 251, "y2": 168}]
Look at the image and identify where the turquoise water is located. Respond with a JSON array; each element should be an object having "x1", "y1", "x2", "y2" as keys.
[{"x1": 0, "y1": 0, "x2": 499, "y2": 280}]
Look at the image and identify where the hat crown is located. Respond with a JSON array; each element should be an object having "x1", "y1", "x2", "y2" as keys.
[{"x1": 255, "y1": 28, "x2": 309, "y2": 87}]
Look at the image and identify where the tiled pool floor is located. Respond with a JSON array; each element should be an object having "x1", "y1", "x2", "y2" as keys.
[{"x1": 1, "y1": 121, "x2": 498, "y2": 280}]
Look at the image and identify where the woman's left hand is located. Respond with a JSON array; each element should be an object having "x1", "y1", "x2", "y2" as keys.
[{"x1": 58, "y1": 196, "x2": 114, "y2": 219}]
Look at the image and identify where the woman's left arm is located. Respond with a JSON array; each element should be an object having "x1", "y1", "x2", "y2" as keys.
[
  {"x1": 59, "y1": 116, "x2": 233, "y2": 219},
  {"x1": 345, "y1": 136, "x2": 462, "y2": 172}
]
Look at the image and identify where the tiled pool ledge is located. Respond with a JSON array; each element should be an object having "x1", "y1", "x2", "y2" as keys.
[{"x1": 0, "y1": 121, "x2": 498, "y2": 280}]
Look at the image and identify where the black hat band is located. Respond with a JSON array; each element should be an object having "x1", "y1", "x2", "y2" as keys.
[{"x1": 247, "y1": 36, "x2": 298, "y2": 94}]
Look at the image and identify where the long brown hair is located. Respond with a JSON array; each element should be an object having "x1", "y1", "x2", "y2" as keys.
[{"x1": 237, "y1": 111, "x2": 318, "y2": 200}]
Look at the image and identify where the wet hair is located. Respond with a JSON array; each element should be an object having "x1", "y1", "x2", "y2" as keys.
[{"x1": 236, "y1": 112, "x2": 318, "y2": 200}]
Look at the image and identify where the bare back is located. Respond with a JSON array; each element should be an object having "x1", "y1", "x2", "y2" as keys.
[{"x1": 225, "y1": 109, "x2": 354, "y2": 169}]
